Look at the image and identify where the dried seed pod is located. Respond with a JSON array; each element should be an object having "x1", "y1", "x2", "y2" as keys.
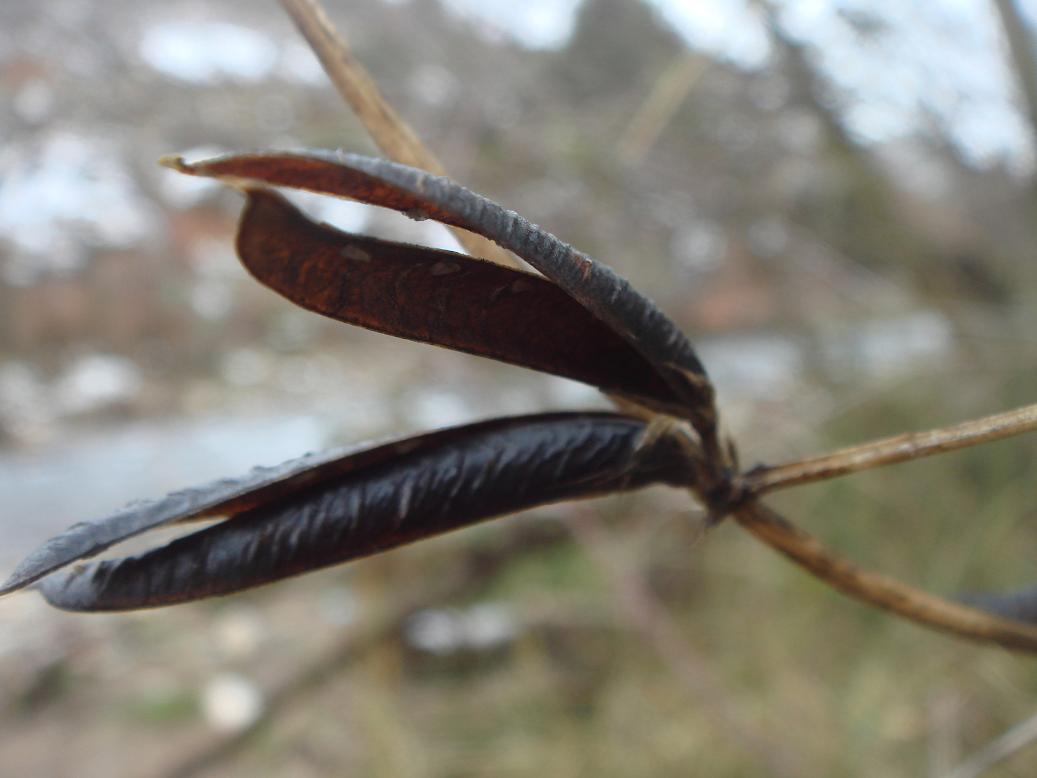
[
  {"x1": 166, "y1": 152, "x2": 717, "y2": 429},
  {"x1": 234, "y1": 188, "x2": 685, "y2": 415},
  {"x1": 4, "y1": 413, "x2": 694, "y2": 610}
]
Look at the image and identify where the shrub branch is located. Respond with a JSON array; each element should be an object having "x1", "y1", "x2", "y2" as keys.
[
  {"x1": 744, "y1": 402, "x2": 1037, "y2": 495},
  {"x1": 731, "y1": 502, "x2": 1037, "y2": 653}
]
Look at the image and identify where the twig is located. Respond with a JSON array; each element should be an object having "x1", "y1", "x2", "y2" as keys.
[
  {"x1": 276, "y1": 0, "x2": 519, "y2": 268},
  {"x1": 942, "y1": 707, "x2": 1037, "y2": 778},
  {"x1": 618, "y1": 52, "x2": 708, "y2": 165},
  {"x1": 744, "y1": 402, "x2": 1037, "y2": 495},
  {"x1": 732, "y1": 502, "x2": 1037, "y2": 652}
]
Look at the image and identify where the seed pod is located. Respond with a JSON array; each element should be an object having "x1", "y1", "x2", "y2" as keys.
[
  {"x1": 166, "y1": 152, "x2": 716, "y2": 429},
  {"x1": 5, "y1": 413, "x2": 693, "y2": 610}
]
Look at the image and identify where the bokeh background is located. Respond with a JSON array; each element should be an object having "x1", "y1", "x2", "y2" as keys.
[{"x1": 2, "y1": 0, "x2": 1037, "y2": 775}]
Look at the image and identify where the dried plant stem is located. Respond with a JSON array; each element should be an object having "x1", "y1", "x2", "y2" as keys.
[
  {"x1": 745, "y1": 402, "x2": 1037, "y2": 495},
  {"x1": 618, "y1": 52, "x2": 708, "y2": 164},
  {"x1": 732, "y1": 502, "x2": 1037, "y2": 652},
  {"x1": 277, "y1": 0, "x2": 519, "y2": 268}
]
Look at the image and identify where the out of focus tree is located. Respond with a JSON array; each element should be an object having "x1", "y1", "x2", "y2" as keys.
[{"x1": 991, "y1": 0, "x2": 1037, "y2": 161}]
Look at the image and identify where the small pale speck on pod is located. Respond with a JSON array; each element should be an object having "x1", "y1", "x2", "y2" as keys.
[
  {"x1": 430, "y1": 261, "x2": 461, "y2": 276},
  {"x1": 509, "y1": 279, "x2": 533, "y2": 294},
  {"x1": 340, "y1": 245, "x2": 371, "y2": 262}
]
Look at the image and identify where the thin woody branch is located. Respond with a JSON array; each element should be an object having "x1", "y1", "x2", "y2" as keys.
[
  {"x1": 743, "y1": 402, "x2": 1037, "y2": 495},
  {"x1": 732, "y1": 502, "x2": 1037, "y2": 653},
  {"x1": 276, "y1": 0, "x2": 519, "y2": 268}
]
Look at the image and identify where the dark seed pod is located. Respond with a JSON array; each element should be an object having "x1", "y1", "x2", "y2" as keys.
[
  {"x1": 166, "y1": 152, "x2": 716, "y2": 429},
  {"x1": 234, "y1": 188, "x2": 685, "y2": 415},
  {"x1": 14, "y1": 413, "x2": 692, "y2": 611}
]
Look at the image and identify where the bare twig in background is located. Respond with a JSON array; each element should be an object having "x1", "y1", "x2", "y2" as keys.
[
  {"x1": 943, "y1": 708, "x2": 1037, "y2": 778},
  {"x1": 745, "y1": 401, "x2": 1037, "y2": 495},
  {"x1": 570, "y1": 510, "x2": 802, "y2": 778},
  {"x1": 160, "y1": 522, "x2": 570, "y2": 778},
  {"x1": 618, "y1": 52, "x2": 708, "y2": 165},
  {"x1": 732, "y1": 502, "x2": 1037, "y2": 652},
  {"x1": 990, "y1": 0, "x2": 1037, "y2": 161},
  {"x1": 277, "y1": 0, "x2": 519, "y2": 268}
]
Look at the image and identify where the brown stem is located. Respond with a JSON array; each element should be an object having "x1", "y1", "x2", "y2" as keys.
[
  {"x1": 745, "y1": 402, "x2": 1037, "y2": 495},
  {"x1": 276, "y1": 0, "x2": 519, "y2": 268},
  {"x1": 732, "y1": 502, "x2": 1037, "y2": 653}
]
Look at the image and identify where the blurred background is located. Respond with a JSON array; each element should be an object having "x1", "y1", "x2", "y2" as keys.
[{"x1": 1, "y1": 0, "x2": 1037, "y2": 775}]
